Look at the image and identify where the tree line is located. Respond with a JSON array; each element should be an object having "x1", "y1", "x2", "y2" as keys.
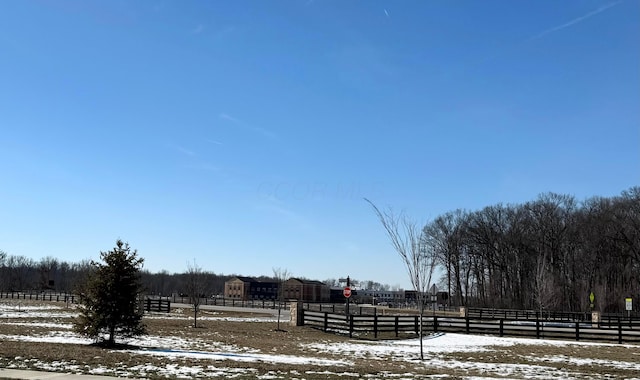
[
  {"x1": 0, "y1": 250, "x2": 395, "y2": 298},
  {"x1": 3, "y1": 186, "x2": 637, "y2": 314},
  {"x1": 0, "y1": 252, "x2": 235, "y2": 297},
  {"x1": 424, "y1": 187, "x2": 639, "y2": 313}
]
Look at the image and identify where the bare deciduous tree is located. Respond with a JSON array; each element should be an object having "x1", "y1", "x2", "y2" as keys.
[
  {"x1": 38, "y1": 256, "x2": 59, "y2": 290},
  {"x1": 365, "y1": 198, "x2": 438, "y2": 360},
  {"x1": 273, "y1": 267, "x2": 291, "y2": 331},
  {"x1": 0, "y1": 250, "x2": 7, "y2": 291},
  {"x1": 185, "y1": 260, "x2": 207, "y2": 328}
]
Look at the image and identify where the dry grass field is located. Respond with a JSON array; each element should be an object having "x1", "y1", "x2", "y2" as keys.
[{"x1": 1, "y1": 300, "x2": 640, "y2": 379}]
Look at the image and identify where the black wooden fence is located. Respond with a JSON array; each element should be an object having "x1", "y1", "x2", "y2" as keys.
[
  {"x1": 304, "y1": 310, "x2": 420, "y2": 338},
  {"x1": 170, "y1": 295, "x2": 292, "y2": 310},
  {"x1": 303, "y1": 310, "x2": 640, "y2": 344},
  {"x1": 0, "y1": 291, "x2": 76, "y2": 303},
  {"x1": 143, "y1": 298, "x2": 170, "y2": 313},
  {"x1": 466, "y1": 307, "x2": 592, "y2": 322}
]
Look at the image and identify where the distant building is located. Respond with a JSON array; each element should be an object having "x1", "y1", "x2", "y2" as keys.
[
  {"x1": 355, "y1": 289, "x2": 405, "y2": 305},
  {"x1": 282, "y1": 278, "x2": 330, "y2": 302},
  {"x1": 224, "y1": 276, "x2": 278, "y2": 300},
  {"x1": 249, "y1": 280, "x2": 279, "y2": 300}
]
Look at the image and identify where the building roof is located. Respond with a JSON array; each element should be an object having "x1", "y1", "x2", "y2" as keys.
[
  {"x1": 228, "y1": 276, "x2": 258, "y2": 283},
  {"x1": 287, "y1": 278, "x2": 328, "y2": 286}
]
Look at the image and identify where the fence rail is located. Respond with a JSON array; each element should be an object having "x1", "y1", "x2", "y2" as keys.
[
  {"x1": 169, "y1": 296, "x2": 294, "y2": 310},
  {"x1": 143, "y1": 298, "x2": 170, "y2": 313},
  {"x1": 304, "y1": 310, "x2": 420, "y2": 338},
  {"x1": 466, "y1": 307, "x2": 593, "y2": 322},
  {"x1": 303, "y1": 311, "x2": 640, "y2": 344},
  {"x1": 0, "y1": 291, "x2": 76, "y2": 303},
  {"x1": 466, "y1": 307, "x2": 640, "y2": 322}
]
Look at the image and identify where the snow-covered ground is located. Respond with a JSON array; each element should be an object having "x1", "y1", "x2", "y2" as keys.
[{"x1": 1, "y1": 302, "x2": 639, "y2": 379}]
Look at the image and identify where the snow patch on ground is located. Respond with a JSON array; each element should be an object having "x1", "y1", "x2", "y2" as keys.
[
  {"x1": 131, "y1": 347, "x2": 350, "y2": 367},
  {"x1": 4, "y1": 303, "x2": 640, "y2": 379},
  {"x1": 0, "y1": 303, "x2": 65, "y2": 311},
  {"x1": 524, "y1": 354, "x2": 640, "y2": 371},
  {"x1": 3, "y1": 322, "x2": 73, "y2": 329},
  {"x1": 144, "y1": 315, "x2": 279, "y2": 323}
]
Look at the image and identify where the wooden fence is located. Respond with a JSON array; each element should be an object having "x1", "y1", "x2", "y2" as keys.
[
  {"x1": 0, "y1": 291, "x2": 76, "y2": 303},
  {"x1": 466, "y1": 307, "x2": 592, "y2": 322},
  {"x1": 302, "y1": 310, "x2": 640, "y2": 344},
  {"x1": 303, "y1": 310, "x2": 420, "y2": 338},
  {"x1": 143, "y1": 298, "x2": 170, "y2": 313},
  {"x1": 170, "y1": 296, "x2": 292, "y2": 310}
]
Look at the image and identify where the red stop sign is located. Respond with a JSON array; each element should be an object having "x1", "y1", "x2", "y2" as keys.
[{"x1": 343, "y1": 287, "x2": 352, "y2": 298}]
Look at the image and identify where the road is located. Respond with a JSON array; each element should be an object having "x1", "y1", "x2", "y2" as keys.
[
  {"x1": 171, "y1": 302, "x2": 292, "y2": 320},
  {"x1": 0, "y1": 369, "x2": 141, "y2": 380}
]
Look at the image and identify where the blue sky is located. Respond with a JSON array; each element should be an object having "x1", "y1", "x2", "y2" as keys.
[{"x1": 1, "y1": 0, "x2": 638, "y2": 290}]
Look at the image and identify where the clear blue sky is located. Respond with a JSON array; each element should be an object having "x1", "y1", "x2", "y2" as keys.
[{"x1": 1, "y1": 1, "x2": 638, "y2": 290}]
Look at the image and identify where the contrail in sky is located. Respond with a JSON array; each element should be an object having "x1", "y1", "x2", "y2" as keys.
[{"x1": 529, "y1": 1, "x2": 621, "y2": 40}]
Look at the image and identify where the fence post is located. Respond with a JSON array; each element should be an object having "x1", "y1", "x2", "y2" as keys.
[
  {"x1": 434, "y1": 315, "x2": 438, "y2": 333},
  {"x1": 349, "y1": 315, "x2": 354, "y2": 338},
  {"x1": 591, "y1": 311, "x2": 600, "y2": 328},
  {"x1": 499, "y1": 319, "x2": 504, "y2": 337},
  {"x1": 465, "y1": 316, "x2": 470, "y2": 334},
  {"x1": 414, "y1": 315, "x2": 419, "y2": 336},
  {"x1": 618, "y1": 318, "x2": 623, "y2": 344},
  {"x1": 374, "y1": 314, "x2": 378, "y2": 339},
  {"x1": 290, "y1": 301, "x2": 304, "y2": 326},
  {"x1": 323, "y1": 312, "x2": 328, "y2": 332},
  {"x1": 575, "y1": 322, "x2": 580, "y2": 341},
  {"x1": 395, "y1": 316, "x2": 399, "y2": 337},
  {"x1": 536, "y1": 319, "x2": 540, "y2": 339}
]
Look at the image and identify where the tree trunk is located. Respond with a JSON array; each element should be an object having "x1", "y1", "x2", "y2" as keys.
[
  {"x1": 277, "y1": 307, "x2": 281, "y2": 331},
  {"x1": 418, "y1": 299, "x2": 424, "y2": 360},
  {"x1": 108, "y1": 325, "x2": 115, "y2": 347}
]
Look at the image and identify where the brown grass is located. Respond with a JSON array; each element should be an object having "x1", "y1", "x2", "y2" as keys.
[{"x1": 1, "y1": 300, "x2": 639, "y2": 379}]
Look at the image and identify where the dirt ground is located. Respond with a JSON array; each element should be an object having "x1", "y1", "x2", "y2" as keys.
[{"x1": 1, "y1": 300, "x2": 639, "y2": 379}]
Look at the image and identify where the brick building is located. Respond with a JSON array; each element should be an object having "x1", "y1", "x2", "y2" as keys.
[
  {"x1": 224, "y1": 276, "x2": 278, "y2": 300},
  {"x1": 282, "y1": 278, "x2": 330, "y2": 302}
]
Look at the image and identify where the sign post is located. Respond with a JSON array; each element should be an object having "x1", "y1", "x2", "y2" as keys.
[
  {"x1": 626, "y1": 297, "x2": 633, "y2": 318},
  {"x1": 339, "y1": 276, "x2": 351, "y2": 316},
  {"x1": 589, "y1": 292, "x2": 595, "y2": 310}
]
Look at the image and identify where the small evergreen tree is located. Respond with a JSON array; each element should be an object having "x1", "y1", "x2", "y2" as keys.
[{"x1": 74, "y1": 240, "x2": 147, "y2": 347}]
